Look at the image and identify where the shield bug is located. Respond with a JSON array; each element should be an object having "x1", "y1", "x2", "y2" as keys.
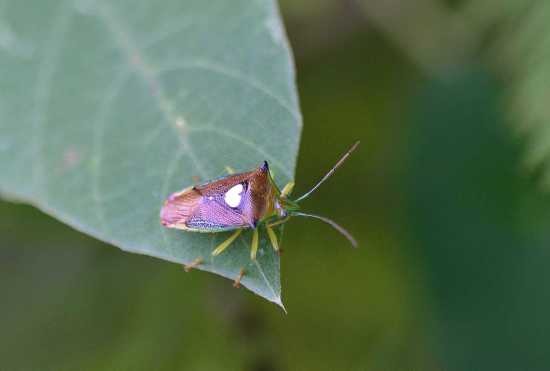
[{"x1": 160, "y1": 141, "x2": 359, "y2": 267}]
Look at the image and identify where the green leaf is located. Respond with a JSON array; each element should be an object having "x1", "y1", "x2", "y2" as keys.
[
  {"x1": 497, "y1": 1, "x2": 550, "y2": 183},
  {"x1": 0, "y1": 0, "x2": 301, "y2": 307},
  {"x1": 459, "y1": 0, "x2": 550, "y2": 185}
]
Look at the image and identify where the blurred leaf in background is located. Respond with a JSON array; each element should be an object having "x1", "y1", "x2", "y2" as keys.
[
  {"x1": 489, "y1": 1, "x2": 550, "y2": 185},
  {"x1": 407, "y1": 71, "x2": 550, "y2": 371}
]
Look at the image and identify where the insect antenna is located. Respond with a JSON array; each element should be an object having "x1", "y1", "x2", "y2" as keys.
[
  {"x1": 292, "y1": 212, "x2": 358, "y2": 248},
  {"x1": 294, "y1": 141, "x2": 360, "y2": 203}
]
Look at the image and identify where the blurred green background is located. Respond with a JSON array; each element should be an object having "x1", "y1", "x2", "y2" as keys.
[{"x1": 3, "y1": 1, "x2": 550, "y2": 370}]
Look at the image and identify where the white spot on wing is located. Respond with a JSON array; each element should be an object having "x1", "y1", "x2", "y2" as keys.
[{"x1": 224, "y1": 184, "x2": 243, "y2": 208}]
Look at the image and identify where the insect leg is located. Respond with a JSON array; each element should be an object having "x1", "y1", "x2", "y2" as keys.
[
  {"x1": 281, "y1": 181, "x2": 295, "y2": 198},
  {"x1": 266, "y1": 225, "x2": 279, "y2": 252},
  {"x1": 183, "y1": 257, "x2": 203, "y2": 272},
  {"x1": 250, "y1": 228, "x2": 259, "y2": 260},
  {"x1": 267, "y1": 216, "x2": 290, "y2": 228},
  {"x1": 212, "y1": 229, "x2": 243, "y2": 256},
  {"x1": 233, "y1": 268, "x2": 246, "y2": 288}
]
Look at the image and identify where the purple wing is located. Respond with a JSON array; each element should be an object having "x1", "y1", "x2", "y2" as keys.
[
  {"x1": 161, "y1": 163, "x2": 273, "y2": 232},
  {"x1": 186, "y1": 195, "x2": 250, "y2": 231}
]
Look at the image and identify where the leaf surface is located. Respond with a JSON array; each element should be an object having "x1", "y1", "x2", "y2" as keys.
[{"x1": 0, "y1": 0, "x2": 301, "y2": 307}]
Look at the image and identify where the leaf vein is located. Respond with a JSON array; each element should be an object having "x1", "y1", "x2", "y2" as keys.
[
  {"x1": 156, "y1": 59, "x2": 301, "y2": 124},
  {"x1": 90, "y1": 70, "x2": 133, "y2": 233},
  {"x1": 188, "y1": 126, "x2": 292, "y2": 181},
  {"x1": 31, "y1": 1, "x2": 73, "y2": 193},
  {"x1": 96, "y1": 1, "x2": 208, "y2": 179}
]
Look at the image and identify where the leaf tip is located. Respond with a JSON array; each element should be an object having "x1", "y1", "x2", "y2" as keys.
[{"x1": 273, "y1": 296, "x2": 287, "y2": 314}]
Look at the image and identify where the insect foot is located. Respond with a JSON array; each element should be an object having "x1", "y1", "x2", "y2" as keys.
[
  {"x1": 233, "y1": 268, "x2": 246, "y2": 288},
  {"x1": 183, "y1": 257, "x2": 203, "y2": 272}
]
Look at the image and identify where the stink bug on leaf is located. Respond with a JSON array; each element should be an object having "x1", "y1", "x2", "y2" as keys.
[{"x1": 160, "y1": 141, "x2": 359, "y2": 264}]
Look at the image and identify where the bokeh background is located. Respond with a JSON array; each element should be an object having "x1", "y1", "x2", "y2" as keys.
[{"x1": 2, "y1": 0, "x2": 550, "y2": 370}]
